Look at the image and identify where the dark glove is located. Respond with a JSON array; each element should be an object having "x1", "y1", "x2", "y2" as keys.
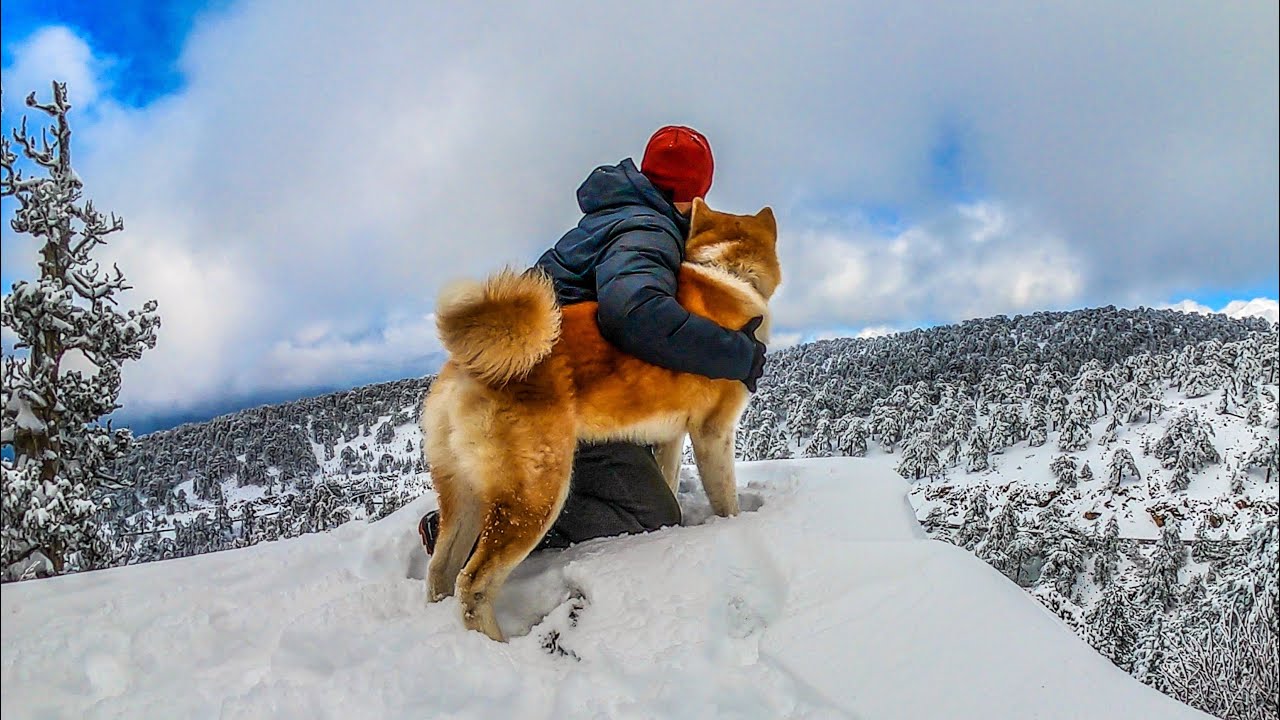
[{"x1": 738, "y1": 316, "x2": 767, "y2": 392}]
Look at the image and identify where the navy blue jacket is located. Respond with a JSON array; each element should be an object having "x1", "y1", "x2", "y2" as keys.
[{"x1": 534, "y1": 159, "x2": 755, "y2": 381}]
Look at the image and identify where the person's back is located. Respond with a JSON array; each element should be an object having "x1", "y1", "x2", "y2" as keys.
[
  {"x1": 535, "y1": 158, "x2": 686, "y2": 306},
  {"x1": 420, "y1": 126, "x2": 766, "y2": 555}
]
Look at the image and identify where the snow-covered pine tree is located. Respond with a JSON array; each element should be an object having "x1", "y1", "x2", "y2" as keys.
[
  {"x1": 895, "y1": 431, "x2": 942, "y2": 480},
  {"x1": 836, "y1": 416, "x2": 868, "y2": 458},
  {"x1": 988, "y1": 402, "x2": 1025, "y2": 453},
  {"x1": 976, "y1": 491, "x2": 1028, "y2": 584},
  {"x1": 965, "y1": 428, "x2": 991, "y2": 473},
  {"x1": 1056, "y1": 399, "x2": 1092, "y2": 452},
  {"x1": 757, "y1": 425, "x2": 788, "y2": 458},
  {"x1": 1098, "y1": 414, "x2": 1123, "y2": 447},
  {"x1": 802, "y1": 416, "x2": 837, "y2": 458},
  {"x1": 1105, "y1": 448, "x2": 1140, "y2": 490},
  {"x1": 1129, "y1": 605, "x2": 1169, "y2": 691},
  {"x1": 954, "y1": 488, "x2": 990, "y2": 551},
  {"x1": 1245, "y1": 398, "x2": 1264, "y2": 427},
  {"x1": 1, "y1": 83, "x2": 160, "y2": 579},
  {"x1": 1093, "y1": 516, "x2": 1121, "y2": 587},
  {"x1": 1137, "y1": 519, "x2": 1185, "y2": 613},
  {"x1": 1027, "y1": 403, "x2": 1048, "y2": 448},
  {"x1": 1243, "y1": 436, "x2": 1278, "y2": 483},
  {"x1": 1077, "y1": 460, "x2": 1094, "y2": 484},
  {"x1": 868, "y1": 400, "x2": 903, "y2": 453},
  {"x1": 1049, "y1": 454, "x2": 1078, "y2": 490},
  {"x1": 1151, "y1": 408, "x2": 1220, "y2": 474},
  {"x1": 1038, "y1": 504, "x2": 1086, "y2": 599},
  {"x1": 1086, "y1": 582, "x2": 1137, "y2": 672},
  {"x1": 1215, "y1": 519, "x2": 1279, "y2": 626}
]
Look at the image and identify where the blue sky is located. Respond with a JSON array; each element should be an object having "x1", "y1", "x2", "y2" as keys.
[
  {"x1": 2, "y1": 1, "x2": 1276, "y2": 435},
  {"x1": 1, "y1": 0, "x2": 226, "y2": 105}
]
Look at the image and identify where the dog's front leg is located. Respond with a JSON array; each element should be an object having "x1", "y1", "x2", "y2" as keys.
[
  {"x1": 690, "y1": 426, "x2": 739, "y2": 517},
  {"x1": 653, "y1": 436, "x2": 685, "y2": 495}
]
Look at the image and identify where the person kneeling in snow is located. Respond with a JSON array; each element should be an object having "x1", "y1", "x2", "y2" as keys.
[{"x1": 419, "y1": 125, "x2": 767, "y2": 555}]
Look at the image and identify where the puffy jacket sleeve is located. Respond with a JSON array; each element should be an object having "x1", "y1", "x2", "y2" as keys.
[{"x1": 594, "y1": 221, "x2": 756, "y2": 380}]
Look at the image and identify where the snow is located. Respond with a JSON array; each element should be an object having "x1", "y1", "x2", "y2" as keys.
[
  {"x1": 909, "y1": 384, "x2": 1279, "y2": 543},
  {"x1": 2, "y1": 458, "x2": 1209, "y2": 719}
]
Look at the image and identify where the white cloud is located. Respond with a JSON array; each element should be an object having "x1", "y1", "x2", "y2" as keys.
[
  {"x1": 0, "y1": 3, "x2": 1274, "y2": 423},
  {"x1": 1163, "y1": 297, "x2": 1279, "y2": 325},
  {"x1": 856, "y1": 326, "x2": 899, "y2": 339},
  {"x1": 774, "y1": 201, "x2": 1084, "y2": 329},
  {"x1": 256, "y1": 312, "x2": 442, "y2": 392},
  {"x1": 1, "y1": 27, "x2": 107, "y2": 111}
]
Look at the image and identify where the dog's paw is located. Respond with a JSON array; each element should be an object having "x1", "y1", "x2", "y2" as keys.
[{"x1": 425, "y1": 577, "x2": 452, "y2": 604}]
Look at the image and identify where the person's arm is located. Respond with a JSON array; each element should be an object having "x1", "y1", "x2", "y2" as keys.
[{"x1": 594, "y1": 221, "x2": 757, "y2": 381}]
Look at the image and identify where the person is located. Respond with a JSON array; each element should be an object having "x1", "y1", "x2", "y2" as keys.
[{"x1": 419, "y1": 125, "x2": 766, "y2": 554}]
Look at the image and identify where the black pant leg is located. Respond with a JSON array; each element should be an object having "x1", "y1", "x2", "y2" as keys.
[{"x1": 540, "y1": 441, "x2": 682, "y2": 547}]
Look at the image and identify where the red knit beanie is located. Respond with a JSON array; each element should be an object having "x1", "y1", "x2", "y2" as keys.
[{"x1": 640, "y1": 125, "x2": 714, "y2": 203}]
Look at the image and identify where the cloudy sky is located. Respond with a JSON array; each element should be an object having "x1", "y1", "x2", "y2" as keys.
[{"x1": 2, "y1": 0, "x2": 1276, "y2": 433}]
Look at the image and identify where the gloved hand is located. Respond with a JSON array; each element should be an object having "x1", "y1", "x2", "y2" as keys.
[{"x1": 738, "y1": 316, "x2": 767, "y2": 392}]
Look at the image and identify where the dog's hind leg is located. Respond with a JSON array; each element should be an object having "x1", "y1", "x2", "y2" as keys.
[
  {"x1": 653, "y1": 435, "x2": 685, "y2": 494},
  {"x1": 422, "y1": 384, "x2": 484, "y2": 603},
  {"x1": 455, "y1": 438, "x2": 575, "y2": 641},
  {"x1": 426, "y1": 466, "x2": 483, "y2": 602},
  {"x1": 690, "y1": 418, "x2": 741, "y2": 518}
]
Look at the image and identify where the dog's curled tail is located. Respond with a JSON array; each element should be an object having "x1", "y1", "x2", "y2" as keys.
[{"x1": 436, "y1": 268, "x2": 561, "y2": 385}]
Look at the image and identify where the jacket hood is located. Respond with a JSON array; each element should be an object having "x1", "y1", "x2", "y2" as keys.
[{"x1": 576, "y1": 159, "x2": 687, "y2": 232}]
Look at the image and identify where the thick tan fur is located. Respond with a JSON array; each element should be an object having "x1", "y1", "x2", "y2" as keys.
[
  {"x1": 435, "y1": 269, "x2": 562, "y2": 385},
  {"x1": 421, "y1": 199, "x2": 781, "y2": 640}
]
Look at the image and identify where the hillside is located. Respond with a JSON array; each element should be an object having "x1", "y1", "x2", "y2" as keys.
[
  {"x1": 111, "y1": 306, "x2": 1268, "y2": 516},
  {"x1": 0, "y1": 459, "x2": 1210, "y2": 720}
]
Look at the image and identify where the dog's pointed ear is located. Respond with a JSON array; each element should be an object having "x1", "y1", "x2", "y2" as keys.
[
  {"x1": 756, "y1": 206, "x2": 777, "y2": 236},
  {"x1": 689, "y1": 197, "x2": 714, "y2": 236}
]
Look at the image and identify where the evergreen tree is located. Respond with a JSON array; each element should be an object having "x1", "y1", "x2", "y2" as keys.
[
  {"x1": 1039, "y1": 506, "x2": 1086, "y2": 599},
  {"x1": 1097, "y1": 414, "x2": 1122, "y2": 447},
  {"x1": 896, "y1": 431, "x2": 942, "y2": 480},
  {"x1": 802, "y1": 417, "x2": 837, "y2": 458},
  {"x1": 1086, "y1": 582, "x2": 1137, "y2": 672},
  {"x1": 954, "y1": 489, "x2": 990, "y2": 551},
  {"x1": 1244, "y1": 437, "x2": 1278, "y2": 483},
  {"x1": 1049, "y1": 455, "x2": 1078, "y2": 490},
  {"x1": 1077, "y1": 461, "x2": 1094, "y2": 484},
  {"x1": 1215, "y1": 519, "x2": 1279, "y2": 626},
  {"x1": 1093, "y1": 516, "x2": 1121, "y2": 588},
  {"x1": 1137, "y1": 520, "x2": 1185, "y2": 613},
  {"x1": 1, "y1": 83, "x2": 161, "y2": 579},
  {"x1": 965, "y1": 429, "x2": 991, "y2": 473},
  {"x1": 976, "y1": 492, "x2": 1029, "y2": 584},
  {"x1": 1151, "y1": 409, "x2": 1220, "y2": 475},
  {"x1": 1056, "y1": 400, "x2": 1092, "y2": 452},
  {"x1": 1130, "y1": 605, "x2": 1169, "y2": 690},
  {"x1": 836, "y1": 417, "x2": 869, "y2": 458},
  {"x1": 1105, "y1": 448, "x2": 1140, "y2": 490},
  {"x1": 375, "y1": 421, "x2": 395, "y2": 446},
  {"x1": 869, "y1": 401, "x2": 903, "y2": 453}
]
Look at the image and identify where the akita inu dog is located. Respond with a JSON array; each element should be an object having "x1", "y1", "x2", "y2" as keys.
[{"x1": 420, "y1": 198, "x2": 780, "y2": 641}]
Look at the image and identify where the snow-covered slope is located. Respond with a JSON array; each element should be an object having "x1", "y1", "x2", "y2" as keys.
[{"x1": 1, "y1": 459, "x2": 1208, "y2": 719}]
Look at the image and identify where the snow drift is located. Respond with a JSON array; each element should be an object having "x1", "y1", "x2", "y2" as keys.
[{"x1": 1, "y1": 458, "x2": 1209, "y2": 719}]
